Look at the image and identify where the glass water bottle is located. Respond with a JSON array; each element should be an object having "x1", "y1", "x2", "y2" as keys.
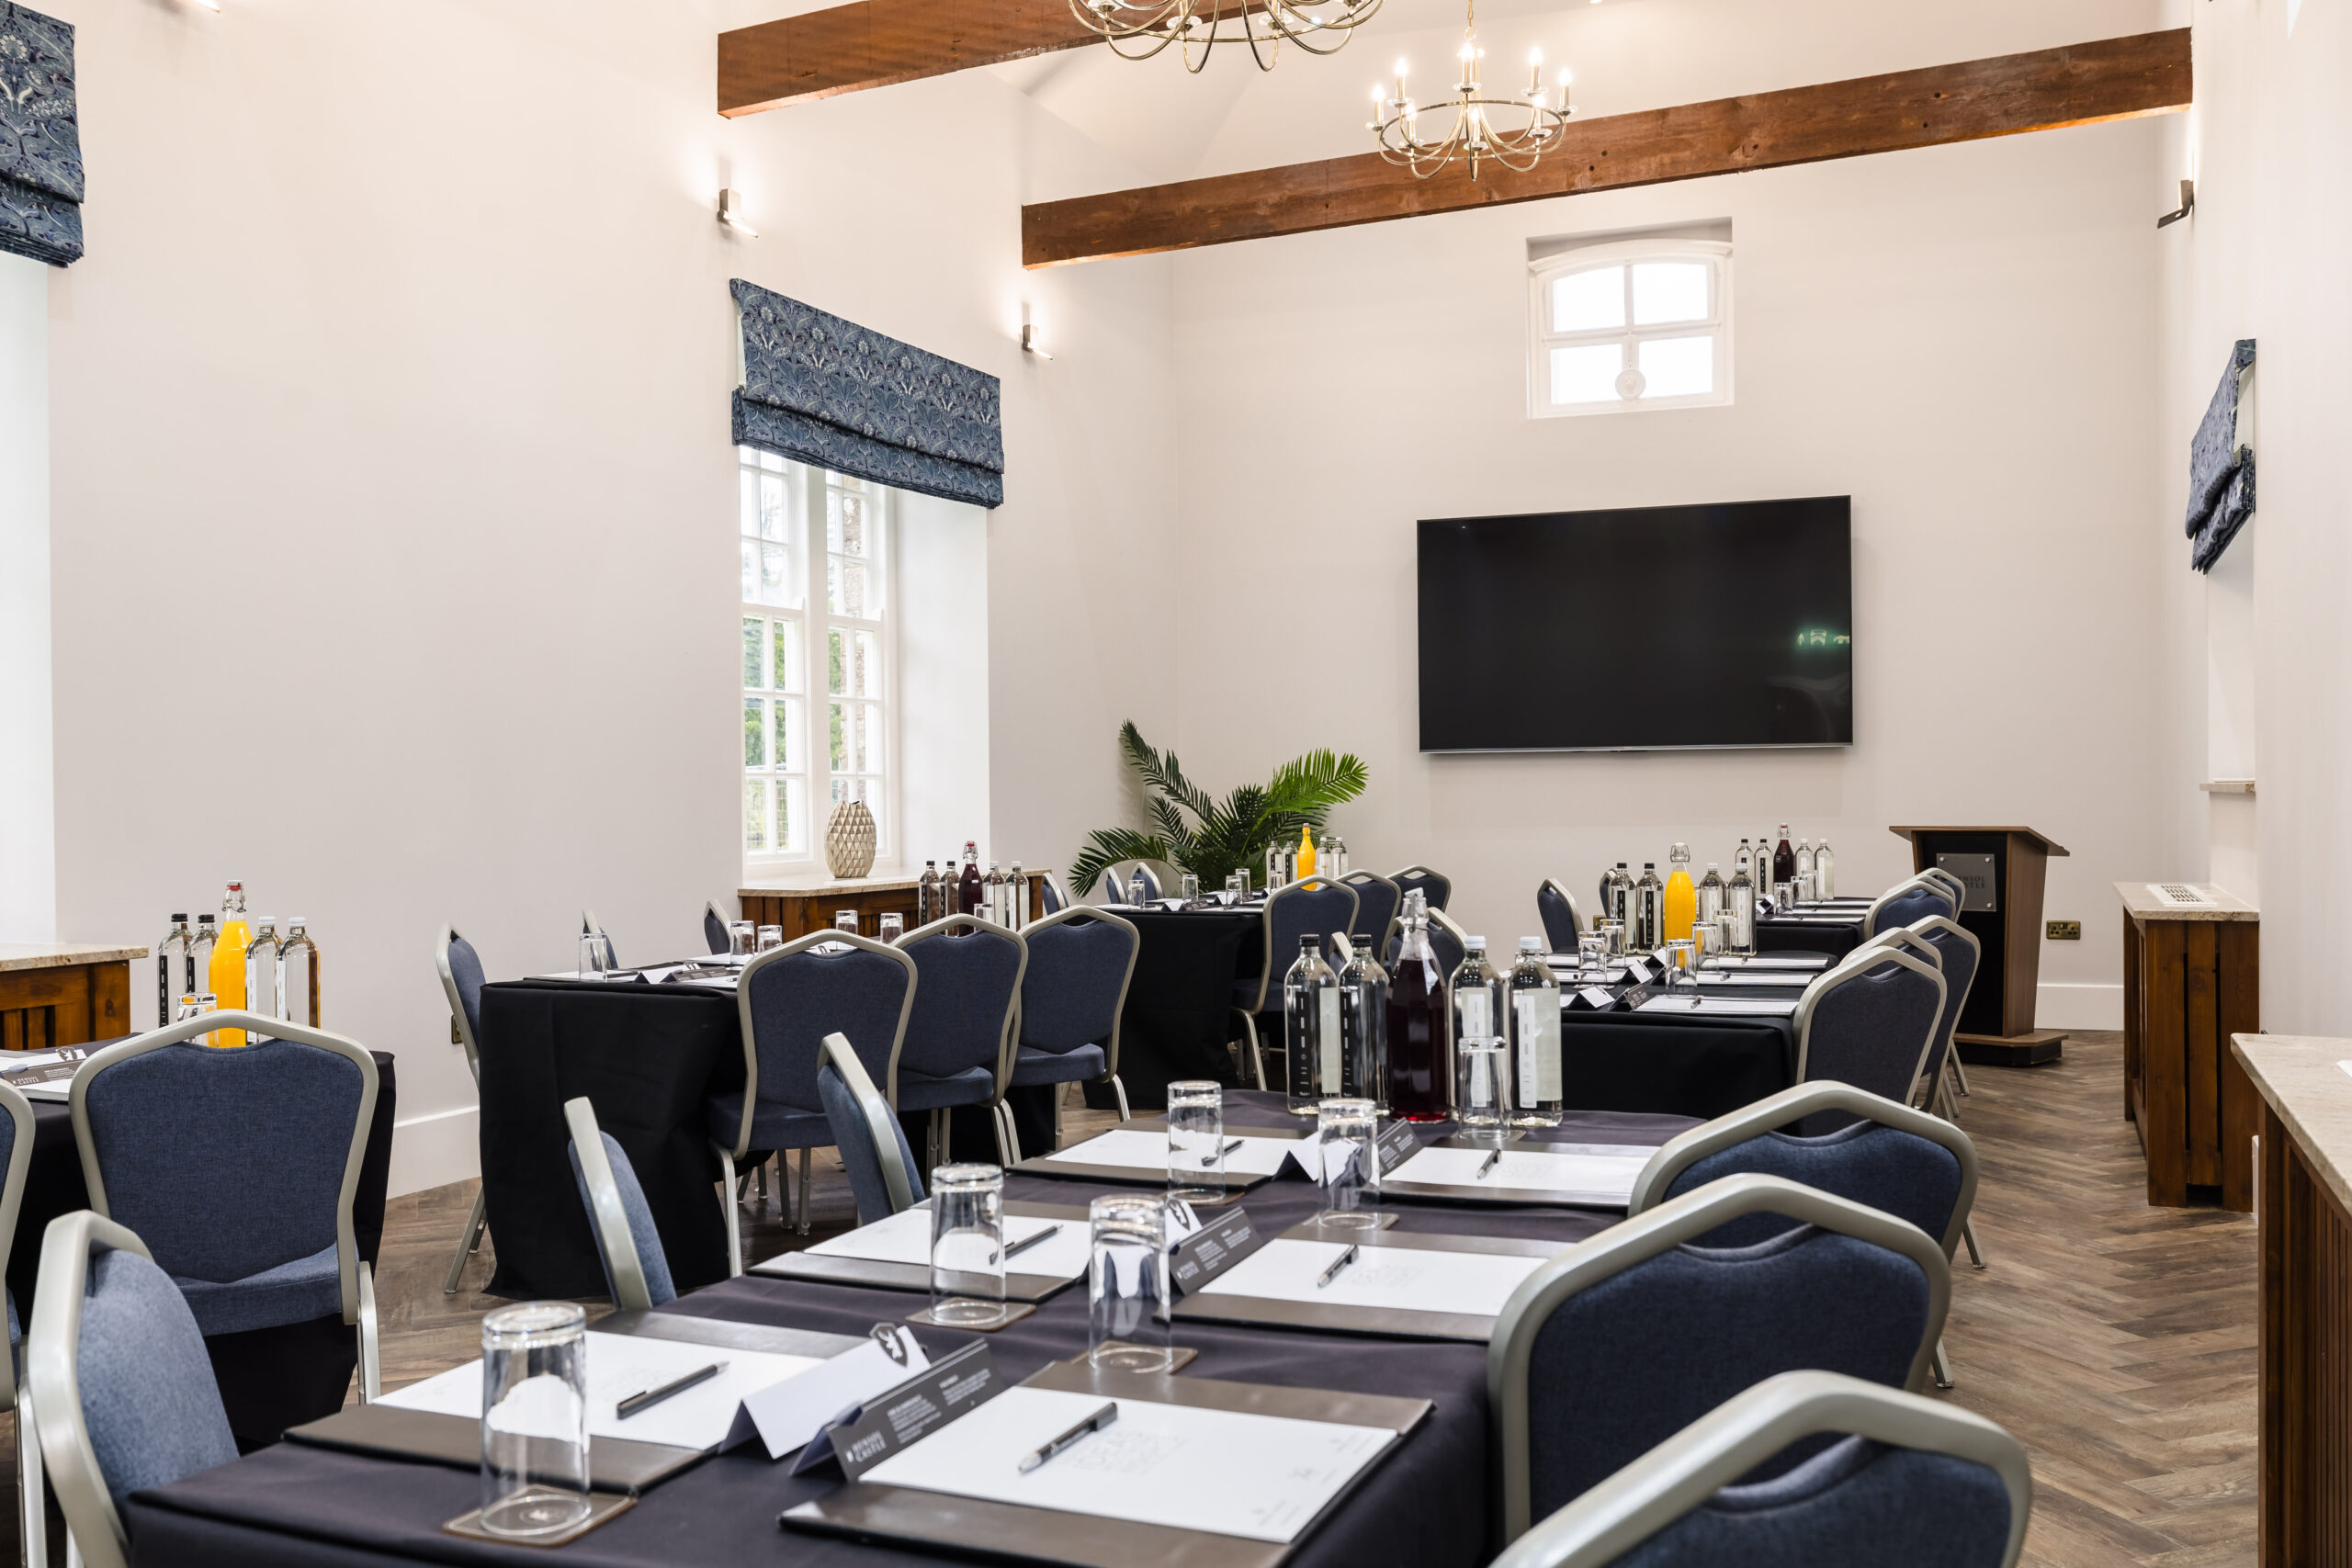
[
  {"x1": 1338, "y1": 940, "x2": 1389, "y2": 1111},
  {"x1": 277, "y1": 919, "x2": 320, "y2": 1026},
  {"x1": 1794, "y1": 840, "x2": 1815, "y2": 901},
  {"x1": 1815, "y1": 840, "x2": 1836, "y2": 899},
  {"x1": 245, "y1": 919, "x2": 281, "y2": 1024},
  {"x1": 1698, "y1": 863, "x2": 1725, "y2": 928},
  {"x1": 1757, "y1": 829, "x2": 1778, "y2": 904},
  {"x1": 156, "y1": 915, "x2": 190, "y2": 1032},
  {"x1": 1631, "y1": 863, "x2": 1664, "y2": 952},
  {"x1": 1508, "y1": 937, "x2": 1564, "y2": 1127},
  {"x1": 189, "y1": 915, "x2": 217, "y2": 1022},
  {"x1": 1283, "y1": 934, "x2": 1340, "y2": 1116},
  {"x1": 1009, "y1": 862, "x2": 1030, "y2": 926},
  {"x1": 1727, "y1": 861, "x2": 1756, "y2": 955},
  {"x1": 1450, "y1": 937, "x2": 1510, "y2": 1114},
  {"x1": 1385, "y1": 892, "x2": 1452, "y2": 1122},
  {"x1": 918, "y1": 861, "x2": 942, "y2": 925}
]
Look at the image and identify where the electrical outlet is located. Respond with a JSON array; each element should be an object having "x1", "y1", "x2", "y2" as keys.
[{"x1": 2046, "y1": 919, "x2": 2082, "y2": 942}]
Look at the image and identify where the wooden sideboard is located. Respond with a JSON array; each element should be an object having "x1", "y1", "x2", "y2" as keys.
[
  {"x1": 740, "y1": 869, "x2": 1054, "y2": 942},
  {"x1": 2237, "y1": 1035, "x2": 2352, "y2": 1565},
  {"x1": 2120, "y1": 882, "x2": 2259, "y2": 1211},
  {"x1": 0, "y1": 942, "x2": 144, "y2": 1051}
]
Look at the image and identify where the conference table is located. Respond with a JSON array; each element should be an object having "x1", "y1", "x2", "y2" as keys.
[{"x1": 123, "y1": 1089, "x2": 1698, "y2": 1568}]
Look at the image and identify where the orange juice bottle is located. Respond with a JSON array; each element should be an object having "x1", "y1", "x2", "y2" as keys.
[
  {"x1": 1297, "y1": 826, "x2": 1317, "y2": 880},
  {"x1": 1662, "y1": 843, "x2": 1697, "y2": 942},
  {"x1": 208, "y1": 880, "x2": 252, "y2": 1046}
]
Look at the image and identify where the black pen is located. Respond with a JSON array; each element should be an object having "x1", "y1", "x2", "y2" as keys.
[
  {"x1": 616, "y1": 1360, "x2": 726, "y2": 1419},
  {"x1": 1017, "y1": 1402, "x2": 1119, "y2": 1472},
  {"x1": 1316, "y1": 1245, "x2": 1361, "y2": 1289},
  {"x1": 1202, "y1": 1138, "x2": 1242, "y2": 1167},
  {"x1": 999, "y1": 1224, "x2": 1061, "y2": 1262},
  {"x1": 1474, "y1": 1149, "x2": 1502, "y2": 1180}
]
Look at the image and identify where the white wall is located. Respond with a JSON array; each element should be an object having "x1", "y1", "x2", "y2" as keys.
[
  {"x1": 0, "y1": 254, "x2": 52, "y2": 946},
  {"x1": 40, "y1": 0, "x2": 1176, "y2": 1193}
]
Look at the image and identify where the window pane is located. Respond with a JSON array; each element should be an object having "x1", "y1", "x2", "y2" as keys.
[
  {"x1": 842, "y1": 628, "x2": 877, "y2": 697},
  {"x1": 1632, "y1": 262, "x2": 1711, "y2": 326},
  {"x1": 825, "y1": 490, "x2": 843, "y2": 556},
  {"x1": 1551, "y1": 266, "x2": 1625, "y2": 332},
  {"x1": 740, "y1": 541, "x2": 757, "y2": 603},
  {"x1": 759, "y1": 474, "x2": 788, "y2": 541},
  {"x1": 827, "y1": 628, "x2": 845, "y2": 696},
  {"x1": 741, "y1": 618, "x2": 764, "y2": 688},
  {"x1": 838, "y1": 560, "x2": 868, "y2": 618},
  {"x1": 1550, "y1": 343, "x2": 1623, "y2": 405},
  {"x1": 773, "y1": 621, "x2": 797, "y2": 693},
  {"x1": 829, "y1": 701, "x2": 847, "y2": 771},
  {"x1": 743, "y1": 698, "x2": 766, "y2": 767},
  {"x1": 744, "y1": 779, "x2": 768, "y2": 854},
  {"x1": 779, "y1": 778, "x2": 803, "y2": 853},
  {"x1": 776, "y1": 696, "x2": 797, "y2": 769},
  {"x1": 740, "y1": 468, "x2": 759, "y2": 536},
  {"x1": 1637, "y1": 334, "x2": 1714, "y2": 398},
  {"x1": 836, "y1": 491, "x2": 865, "y2": 556}
]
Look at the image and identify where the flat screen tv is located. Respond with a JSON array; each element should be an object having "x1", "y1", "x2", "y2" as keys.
[{"x1": 1417, "y1": 496, "x2": 1852, "y2": 752}]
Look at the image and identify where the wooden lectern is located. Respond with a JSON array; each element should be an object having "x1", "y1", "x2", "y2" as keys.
[{"x1": 1888, "y1": 826, "x2": 2069, "y2": 1066}]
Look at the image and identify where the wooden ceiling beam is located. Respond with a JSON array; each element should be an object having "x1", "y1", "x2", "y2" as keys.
[
  {"x1": 720, "y1": 0, "x2": 1106, "y2": 116},
  {"x1": 1020, "y1": 28, "x2": 2190, "y2": 266}
]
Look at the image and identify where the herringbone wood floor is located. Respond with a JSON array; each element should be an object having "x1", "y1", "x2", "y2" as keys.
[{"x1": 0, "y1": 1036, "x2": 2256, "y2": 1564}]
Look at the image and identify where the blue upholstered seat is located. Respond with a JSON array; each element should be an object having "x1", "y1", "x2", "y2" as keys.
[
  {"x1": 894, "y1": 1065, "x2": 998, "y2": 1110},
  {"x1": 1012, "y1": 1043, "x2": 1107, "y2": 1086},
  {"x1": 1797, "y1": 957, "x2": 1945, "y2": 1109},
  {"x1": 1870, "y1": 886, "x2": 1955, "y2": 937},
  {"x1": 1342, "y1": 874, "x2": 1401, "y2": 944},
  {"x1": 1911, "y1": 920, "x2": 1980, "y2": 1089},
  {"x1": 1014, "y1": 916, "x2": 1136, "y2": 1089},
  {"x1": 714, "y1": 940, "x2": 914, "y2": 1158},
  {"x1": 898, "y1": 923, "x2": 1022, "y2": 1113},
  {"x1": 1521, "y1": 1228, "x2": 1935, "y2": 1523},
  {"x1": 1609, "y1": 1435, "x2": 2012, "y2": 1568},
  {"x1": 1238, "y1": 881, "x2": 1359, "y2": 1015},
  {"x1": 1392, "y1": 867, "x2": 1452, "y2": 910},
  {"x1": 704, "y1": 903, "x2": 730, "y2": 955},
  {"x1": 66, "y1": 1239, "x2": 241, "y2": 1517},
  {"x1": 820, "y1": 1064, "x2": 926, "y2": 1226},
  {"x1": 79, "y1": 1038, "x2": 367, "y2": 1338},
  {"x1": 443, "y1": 935, "x2": 486, "y2": 1054},
  {"x1": 1038, "y1": 876, "x2": 1068, "y2": 916},
  {"x1": 568, "y1": 1130, "x2": 676, "y2": 1309},
  {"x1": 1537, "y1": 882, "x2": 1580, "y2": 953},
  {"x1": 702, "y1": 1092, "x2": 833, "y2": 1155},
  {"x1": 1664, "y1": 1122, "x2": 1964, "y2": 1252}
]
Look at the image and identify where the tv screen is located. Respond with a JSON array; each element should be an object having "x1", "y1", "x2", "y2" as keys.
[{"x1": 1417, "y1": 497, "x2": 1853, "y2": 752}]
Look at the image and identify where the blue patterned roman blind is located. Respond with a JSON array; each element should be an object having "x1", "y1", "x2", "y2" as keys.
[
  {"x1": 730, "y1": 279, "x2": 1003, "y2": 509},
  {"x1": 2186, "y1": 338, "x2": 2256, "y2": 574},
  {"x1": 0, "y1": 5, "x2": 81, "y2": 267}
]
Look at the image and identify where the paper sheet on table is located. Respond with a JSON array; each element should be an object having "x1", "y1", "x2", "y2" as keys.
[
  {"x1": 1388, "y1": 1144, "x2": 1652, "y2": 1205},
  {"x1": 1695, "y1": 973, "x2": 1812, "y2": 988},
  {"x1": 379, "y1": 1330, "x2": 822, "y2": 1452},
  {"x1": 1044, "y1": 1127, "x2": 1296, "y2": 1179},
  {"x1": 797, "y1": 1207, "x2": 1090, "y2": 1280},
  {"x1": 1634, "y1": 995, "x2": 1798, "y2": 1018},
  {"x1": 1713, "y1": 956, "x2": 1829, "y2": 971},
  {"x1": 1, "y1": 1052, "x2": 72, "y2": 1100},
  {"x1": 1197, "y1": 1236, "x2": 1547, "y2": 1317},
  {"x1": 859, "y1": 1384, "x2": 1396, "y2": 1544}
]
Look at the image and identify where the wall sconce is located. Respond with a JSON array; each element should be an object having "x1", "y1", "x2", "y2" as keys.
[
  {"x1": 1021, "y1": 321, "x2": 1052, "y2": 360},
  {"x1": 718, "y1": 188, "x2": 759, "y2": 238},
  {"x1": 2157, "y1": 178, "x2": 2194, "y2": 230}
]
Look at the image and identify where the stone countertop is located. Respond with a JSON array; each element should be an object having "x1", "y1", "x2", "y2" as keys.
[
  {"x1": 0, "y1": 942, "x2": 149, "y2": 973},
  {"x1": 2114, "y1": 881, "x2": 2259, "y2": 921},
  {"x1": 2235, "y1": 1035, "x2": 2352, "y2": 1218},
  {"x1": 741, "y1": 868, "x2": 1055, "y2": 899}
]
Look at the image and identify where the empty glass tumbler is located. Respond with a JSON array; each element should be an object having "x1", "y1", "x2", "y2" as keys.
[
  {"x1": 1180, "y1": 874, "x2": 1202, "y2": 908},
  {"x1": 929, "y1": 1164, "x2": 1009, "y2": 1326},
  {"x1": 1165, "y1": 1079, "x2": 1226, "y2": 1201},
  {"x1": 478, "y1": 1302, "x2": 591, "y2": 1539},
  {"x1": 1088, "y1": 1194, "x2": 1174, "y2": 1372},
  {"x1": 1454, "y1": 1035, "x2": 1510, "y2": 1133},
  {"x1": 577, "y1": 934, "x2": 608, "y2": 982},
  {"x1": 1316, "y1": 1098, "x2": 1380, "y2": 1230},
  {"x1": 834, "y1": 910, "x2": 860, "y2": 935},
  {"x1": 1599, "y1": 919, "x2": 1626, "y2": 957},
  {"x1": 1577, "y1": 933, "x2": 1607, "y2": 982},
  {"x1": 729, "y1": 920, "x2": 754, "y2": 957},
  {"x1": 757, "y1": 925, "x2": 783, "y2": 953}
]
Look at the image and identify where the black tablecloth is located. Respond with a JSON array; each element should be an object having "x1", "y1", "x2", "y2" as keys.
[
  {"x1": 1084, "y1": 908, "x2": 1263, "y2": 1112},
  {"x1": 123, "y1": 1092, "x2": 1693, "y2": 1568},
  {"x1": 1756, "y1": 918, "x2": 1860, "y2": 959},
  {"x1": 1560, "y1": 1010, "x2": 1793, "y2": 1120},
  {"x1": 477, "y1": 981, "x2": 742, "y2": 1300},
  {"x1": 4, "y1": 1043, "x2": 395, "y2": 1448}
]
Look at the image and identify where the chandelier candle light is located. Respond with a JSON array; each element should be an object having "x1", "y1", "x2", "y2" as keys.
[
  {"x1": 1370, "y1": 0, "x2": 1573, "y2": 180},
  {"x1": 1069, "y1": 0, "x2": 1380, "y2": 72}
]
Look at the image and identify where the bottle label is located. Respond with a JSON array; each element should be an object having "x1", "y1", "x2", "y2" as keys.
[
  {"x1": 1318, "y1": 987, "x2": 1341, "y2": 1096},
  {"x1": 1458, "y1": 991, "x2": 1492, "y2": 1040},
  {"x1": 1513, "y1": 993, "x2": 1561, "y2": 1107}
]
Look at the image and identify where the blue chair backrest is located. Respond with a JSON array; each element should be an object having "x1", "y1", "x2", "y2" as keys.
[
  {"x1": 1663, "y1": 1122, "x2": 1963, "y2": 1252},
  {"x1": 83, "y1": 1041, "x2": 362, "y2": 1284},
  {"x1": 76, "y1": 1246, "x2": 239, "y2": 1512},
  {"x1": 1263, "y1": 884, "x2": 1357, "y2": 1004},
  {"x1": 1385, "y1": 918, "x2": 1465, "y2": 978},
  {"x1": 1800, "y1": 960, "x2": 1943, "y2": 1106},
  {"x1": 1394, "y1": 868, "x2": 1452, "y2": 910},
  {"x1": 741, "y1": 947, "x2": 912, "y2": 1111},
  {"x1": 1914, "y1": 922, "x2": 1979, "y2": 1081},
  {"x1": 444, "y1": 932, "x2": 486, "y2": 1047},
  {"x1": 567, "y1": 1131, "x2": 676, "y2": 1308},
  {"x1": 1538, "y1": 884, "x2": 1579, "y2": 953},
  {"x1": 1345, "y1": 876, "x2": 1401, "y2": 944},
  {"x1": 704, "y1": 905, "x2": 729, "y2": 955},
  {"x1": 1607, "y1": 1435, "x2": 2013, "y2": 1568},
  {"x1": 1039, "y1": 877, "x2": 1067, "y2": 915},
  {"x1": 899, "y1": 926, "x2": 1023, "y2": 1077},
  {"x1": 1523, "y1": 1229, "x2": 1933, "y2": 1521},
  {"x1": 1020, "y1": 917, "x2": 1136, "y2": 1055},
  {"x1": 1870, "y1": 886, "x2": 1954, "y2": 937},
  {"x1": 819, "y1": 1064, "x2": 927, "y2": 1225}
]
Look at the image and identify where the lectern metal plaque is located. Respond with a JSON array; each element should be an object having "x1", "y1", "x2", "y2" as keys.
[{"x1": 1935, "y1": 853, "x2": 1998, "y2": 912}]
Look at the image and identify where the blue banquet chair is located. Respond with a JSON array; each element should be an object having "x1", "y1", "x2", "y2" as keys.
[
  {"x1": 0, "y1": 1081, "x2": 43, "y2": 1564},
  {"x1": 1865, "y1": 875, "x2": 1957, "y2": 938},
  {"x1": 817, "y1": 1032, "x2": 926, "y2": 1225},
  {"x1": 704, "y1": 900, "x2": 732, "y2": 955},
  {"x1": 1233, "y1": 879, "x2": 1359, "y2": 1090},
  {"x1": 435, "y1": 925, "x2": 492, "y2": 1296},
  {"x1": 1390, "y1": 864, "x2": 1453, "y2": 911},
  {"x1": 1003, "y1": 908, "x2": 1140, "y2": 1158},
  {"x1": 1340, "y1": 869, "x2": 1402, "y2": 945},
  {"x1": 1792, "y1": 948, "x2": 1946, "y2": 1114},
  {"x1": 898, "y1": 914, "x2": 1027, "y2": 1168},
  {"x1": 1537, "y1": 879, "x2": 1585, "y2": 953},
  {"x1": 565, "y1": 1096, "x2": 676, "y2": 1312}
]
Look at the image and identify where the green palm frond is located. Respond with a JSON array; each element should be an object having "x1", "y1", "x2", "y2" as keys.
[
  {"x1": 1066, "y1": 828, "x2": 1172, "y2": 902},
  {"x1": 1073, "y1": 724, "x2": 1369, "y2": 893}
]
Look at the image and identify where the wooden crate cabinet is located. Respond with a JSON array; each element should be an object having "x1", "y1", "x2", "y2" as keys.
[{"x1": 2120, "y1": 883, "x2": 2259, "y2": 1210}]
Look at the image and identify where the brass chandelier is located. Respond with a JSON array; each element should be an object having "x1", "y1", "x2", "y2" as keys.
[
  {"x1": 1369, "y1": 0, "x2": 1574, "y2": 179},
  {"x1": 1068, "y1": 0, "x2": 1381, "y2": 72}
]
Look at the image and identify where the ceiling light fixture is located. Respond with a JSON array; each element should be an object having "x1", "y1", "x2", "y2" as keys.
[
  {"x1": 718, "y1": 188, "x2": 759, "y2": 237},
  {"x1": 1070, "y1": 0, "x2": 1379, "y2": 73},
  {"x1": 1369, "y1": 0, "x2": 1572, "y2": 180}
]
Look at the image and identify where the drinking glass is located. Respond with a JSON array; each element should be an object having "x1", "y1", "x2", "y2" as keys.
[
  {"x1": 929, "y1": 1164, "x2": 1009, "y2": 1326},
  {"x1": 877, "y1": 913, "x2": 904, "y2": 943},
  {"x1": 834, "y1": 909, "x2": 860, "y2": 936},
  {"x1": 1577, "y1": 932, "x2": 1607, "y2": 982},
  {"x1": 1088, "y1": 1194, "x2": 1173, "y2": 1372},
  {"x1": 577, "y1": 934, "x2": 607, "y2": 982},
  {"x1": 1688, "y1": 919, "x2": 1715, "y2": 976},
  {"x1": 1180, "y1": 874, "x2": 1202, "y2": 909},
  {"x1": 1165, "y1": 1079, "x2": 1225, "y2": 1201},
  {"x1": 1315, "y1": 1098, "x2": 1380, "y2": 1230},
  {"x1": 756, "y1": 925, "x2": 783, "y2": 953},
  {"x1": 478, "y1": 1302, "x2": 590, "y2": 1539},
  {"x1": 728, "y1": 920, "x2": 754, "y2": 957},
  {"x1": 1664, "y1": 939, "x2": 1696, "y2": 996},
  {"x1": 1599, "y1": 919, "x2": 1626, "y2": 957},
  {"x1": 1453, "y1": 1035, "x2": 1509, "y2": 1134}
]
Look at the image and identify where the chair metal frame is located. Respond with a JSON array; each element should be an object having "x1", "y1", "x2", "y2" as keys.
[
  {"x1": 1489, "y1": 1370, "x2": 2030, "y2": 1568},
  {"x1": 1035, "y1": 872, "x2": 1072, "y2": 919},
  {"x1": 717, "y1": 930, "x2": 918, "y2": 1269},
  {"x1": 1863, "y1": 874, "x2": 1957, "y2": 937},
  {"x1": 435, "y1": 925, "x2": 492, "y2": 1296},
  {"x1": 899, "y1": 913, "x2": 1029, "y2": 1168},
  {"x1": 69, "y1": 1012, "x2": 382, "y2": 1403},
  {"x1": 1488, "y1": 1171, "x2": 1952, "y2": 1542},
  {"x1": 1389, "y1": 863, "x2": 1453, "y2": 908},
  {"x1": 563, "y1": 1097, "x2": 658, "y2": 1313},
  {"x1": 1922, "y1": 865, "x2": 1969, "y2": 908},
  {"x1": 821, "y1": 1031, "x2": 919, "y2": 1218},
  {"x1": 1232, "y1": 878, "x2": 1359, "y2": 1090},
  {"x1": 1856, "y1": 916, "x2": 1988, "y2": 1273},
  {"x1": 1792, "y1": 948, "x2": 1947, "y2": 1102},
  {"x1": 1001, "y1": 906, "x2": 1140, "y2": 1158},
  {"x1": 0, "y1": 1082, "x2": 43, "y2": 1568},
  {"x1": 1539, "y1": 878, "x2": 1586, "y2": 943}
]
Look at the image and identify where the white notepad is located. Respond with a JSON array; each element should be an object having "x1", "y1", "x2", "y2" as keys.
[
  {"x1": 794, "y1": 1206, "x2": 1091, "y2": 1280},
  {"x1": 379, "y1": 1330, "x2": 821, "y2": 1452},
  {"x1": 1634, "y1": 995, "x2": 1799, "y2": 1018},
  {"x1": 1695, "y1": 973, "x2": 1812, "y2": 988},
  {"x1": 1042, "y1": 1127, "x2": 1298, "y2": 1179},
  {"x1": 860, "y1": 1384, "x2": 1396, "y2": 1543},
  {"x1": 1388, "y1": 1144, "x2": 1651, "y2": 1205},
  {"x1": 1198, "y1": 1237, "x2": 1547, "y2": 1318}
]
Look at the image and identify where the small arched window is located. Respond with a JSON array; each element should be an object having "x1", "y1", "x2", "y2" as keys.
[{"x1": 1527, "y1": 239, "x2": 1732, "y2": 416}]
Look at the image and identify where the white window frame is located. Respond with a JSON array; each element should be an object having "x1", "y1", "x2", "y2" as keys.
[
  {"x1": 1526, "y1": 238, "x2": 1734, "y2": 418},
  {"x1": 738, "y1": 447, "x2": 902, "y2": 875}
]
